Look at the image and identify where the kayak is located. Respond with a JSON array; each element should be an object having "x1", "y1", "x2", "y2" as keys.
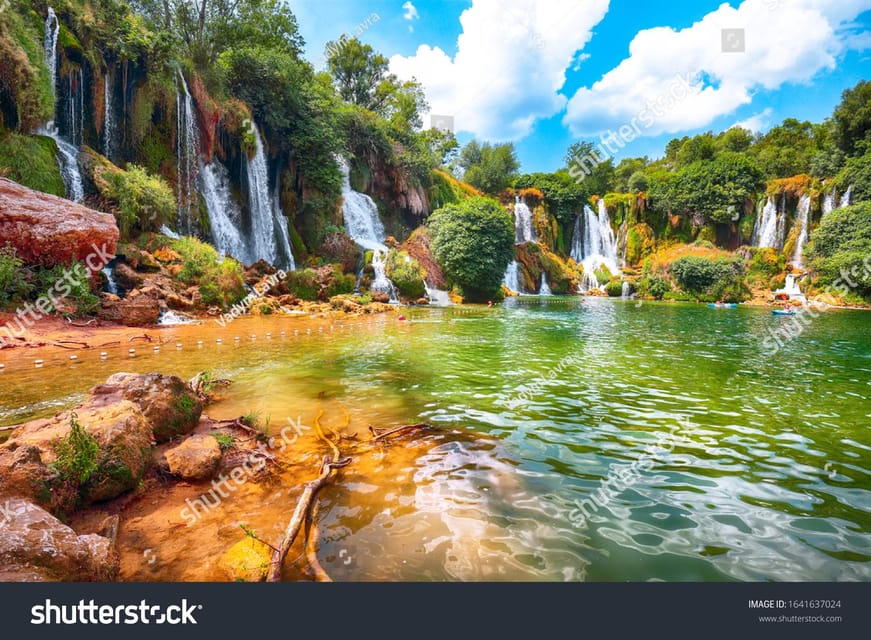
[
  {"x1": 772, "y1": 309, "x2": 797, "y2": 316},
  {"x1": 708, "y1": 303, "x2": 737, "y2": 308}
]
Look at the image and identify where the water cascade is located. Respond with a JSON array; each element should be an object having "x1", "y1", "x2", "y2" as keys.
[
  {"x1": 102, "y1": 265, "x2": 119, "y2": 296},
  {"x1": 339, "y1": 159, "x2": 398, "y2": 301},
  {"x1": 621, "y1": 281, "x2": 631, "y2": 299},
  {"x1": 753, "y1": 196, "x2": 778, "y2": 248},
  {"x1": 791, "y1": 194, "x2": 811, "y2": 268},
  {"x1": 423, "y1": 280, "x2": 451, "y2": 306},
  {"x1": 63, "y1": 68, "x2": 84, "y2": 147},
  {"x1": 199, "y1": 161, "x2": 249, "y2": 262},
  {"x1": 839, "y1": 185, "x2": 853, "y2": 209},
  {"x1": 103, "y1": 73, "x2": 116, "y2": 160},
  {"x1": 244, "y1": 127, "x2": 295, "y2": 270},
  {"x1": 175, "y1": 72, "x2": 200, "y2": 234},
  {"x1": 514, "y1": 196, "x2": 535, "y2": 243},
  {"x1": 41, "y1": 8, "x2": 83, "y2": 202},
  {"x1": 539, "y1": 273, "x2": 552, "y2": 296},
  {"x1": 822, "y1": 188, "x2": 836, "y2": 217},
  {"x1": 571, "y1": 201, "x2": 620, "y2": 291},
  {"x1": 503, "y1": 260, "x2": 522, "y2": 294}
]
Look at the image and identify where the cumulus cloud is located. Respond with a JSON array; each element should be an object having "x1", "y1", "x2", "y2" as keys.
[
  {"x1": 732, "y1": 107, "x2": 774, "y2": 133},
  {"x1": 389, "y1": 0, "x2": 610, "y2": 140},
  {"x1": 563, "y1": 0, "x2": 871, "y2": 138},
  {"x1": 402, "y1": 1, "x2": 419, "y2": 21}
]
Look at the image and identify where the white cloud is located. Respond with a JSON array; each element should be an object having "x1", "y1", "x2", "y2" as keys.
[
  {"x1": 563, "y1": 0, "x2": 871, "y2": 138},
  {"x1": 732, "y1": 107, "x2": 774, "y2": 133},
  {"x1": 402, "y1": 1, "x2": 419, "y2": 21},
  {"x1": 390, "y1": 0, "x2": 610, "y2": 140}
]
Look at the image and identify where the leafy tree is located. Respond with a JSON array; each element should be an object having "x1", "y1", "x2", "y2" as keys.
[
  {"x1": 429, "y1": 197, "x2": 515, "y2": 301},
  {"x1": 326, "y1": 37, "x2": 389, "y2": 110},
  {"x1": 672, "y1": 153, "x2": 765, "y2": 223},
  {"x1": 565, "y1": 141, "x2": 615, "y2": 196},
  {"x1": 614, "y1": 156, "x2": 649, "y2": 192},
  {"x1": 458, "y1": 141, "x2": 520, "y2": 194},
  {"x1": 670, "y1": 255, "x2": 746, "y2": 300},
  {"x1": 717, "y1": 127, "x2": 754, "y2": 153},
  {"x1": 832, "y1": 80, "x2": 871, "y2": 157},
  {"x1": 749, "y1": 118, "x2": 819, "y2": 178},
  {"x1": 675, "y1": 132, "x2": 717, "y2": 167},
  {"x1": 513, "y1": 171, "x2": 587, "y2": 224},
  {"x1": 808, "y1": 202, "x2": 871, "y2": 300},
  {"x1": 837, "y1": 153, "x2": 871, "y2": 204},
  {"x1": 627, "y1": 171, "x2": 649, "y2": 193}
]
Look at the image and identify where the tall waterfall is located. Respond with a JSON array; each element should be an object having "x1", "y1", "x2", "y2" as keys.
[
  {"x1": 514, "y1": 196, "x2": 535, "y2": 243},
  {"x1": 243, "y1": 127, "x2": 294, "y2": 269},
  {"x1": 503, "y1": 260, "x2": 522, "y2": 293},
  {"x1": 791, "y1": 194, "x2": 811, "y2": 268},
  {"x1": 175, "y1": 72, "x2": 200, "y2": 234},
  {"x1": 199, "y1": 161, "x2": 249, "y2": 263},
  {"x1": 339, "y1": 159, "x2": 397, "y2": 300},
  {"x1": 753, "y1": 196, "x2": 780, "y2": 249},
  {"x1": 63, "y1": 68, "x2": 84, "y2": 147},
  {"x1": 571, "y1": 201, "x2": 620, "y2": 291},
  {"x1": 822, "y1": 188, "x2": 836, "y2": 217},
  {"x1": 41, "y1": 8, "x2": 83, "y2": 202},
  {"x1": 839, "y1": 185, "x2": 853, "y2": 209},
  {"x1": 103, "y1": 73, "x2": 116, "y2": 160},
  {"x1": 539, "y1": 273, "x2": 552, "y2": 296}
]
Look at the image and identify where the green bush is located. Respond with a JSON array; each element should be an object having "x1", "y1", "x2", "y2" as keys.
[
  {"x1": 639, "y1": 275, "x2": 671, "y2": 300},
  {"x1": 173, "y1": 237, "x2": 221, "y2": 284},
  {"x1": 669, "y1": 255, "x2": 746, "y2": 299},
  {"x1": 286, "y1": 269, "x2": 321, "y2": 301},
  {"x1": 172, "y1": 237, "x2": 246, "y2": 308},
  {"x1": 385, "y1": 250, "x2": 426, "y2": 299},
  {"x1": 0, "y1": 245, "x2": 31, "y2": 306},
  {"x1": 105, "y1": 164, "x2": 175, "y2": 237},
  {"x1": 52, "y1": 412, "x2": 100, "y2": 486},
  {"x1": 808, "y1": 202, "x2": 871, "y2": 299},
  {"x1": 605, "y1": 280, "x2": 624, "y2": 297},
  {"x1": 429, "y1": 197, "x2": 515, "y2": 302},
  {"x1": 37, "y1": 262, "x2": 99, "y2": 316}
]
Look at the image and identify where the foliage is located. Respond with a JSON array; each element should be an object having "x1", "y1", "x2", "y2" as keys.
[
  {"x1": 52, "y1": 412, "x2": 100, "y2": 486},
  {"x1": 837, "y1": 153, "x2": 871, "y2": 205},
  {"x1": 0, "y1": 133, "x2": 65, "y2": 196},
  {"x1": 565, "y1": 141, "x2": 615, "y2": 196},
  {"x1": 669, "y1": 255, "x2": 746, "y2": 300},
  {"x1": 513, "y1": 171, "x2": 587, "y2": 224},
  {"x1": 385, "y1": 250, "x2": 426, "y2": 299},
  {"x1": 319, "y1": 232, "x2": 361, "y2": 273},
  {"x1": 212, "y1": 433, "x2": 235, "y2": 451},
  {"x1": 172, "y1": 236, "x2": 245, "y2": 308},
  {"x1": 0, "y1": 2, "x2": 54, "y2": 131},
  {"x1": 638, "y1": 274, "x2": 671, "y2": 300},
  {"x1": 832, "y1": 80, "x2": 871, "y2": 158},
  {"x1": 604, "y1": 280, "x2": 624, "y2": 297},
  {"x1": 37, "y1": 262, "x2": 100, "y2": 316},
  {"x1": 808, "y1": 202, "x2": 871, "y2": 299},
  {"x1": 103, "y1": 164, "x2": 175, "y2": 237},
  {"x1": 457, "y1": 141, "x2": 520, "y2": 195},
  {"x1": 429, "y1": 197, "x2": 515, "y2": 302},
  {"x1": 0, "y1": 245, "x2": 30, "y2": 306}
]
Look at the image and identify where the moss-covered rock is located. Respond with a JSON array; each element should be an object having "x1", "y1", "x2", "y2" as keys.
[
  {"x1": 625, "y1": 223, "x2": 656, "y2": 265},
  {"x1": 0, "y1": 133, "x2": 65, "y2": 196},
  {"x1": 218, "y1": 537, "x2": 272, "y2": 582},
  {"x1": 515, "y1": 242, "x2": 578, "y2": 294}
]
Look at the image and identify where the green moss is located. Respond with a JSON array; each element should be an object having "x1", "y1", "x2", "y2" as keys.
[
  {"x1": 0, "y1": 5, "x2": 54, "y2": 130},
  {"x1": 697, "y1": 223, "x2": 717, "y2": 244},
  {"x1": 57, "y1": 22, "x2": 83, "y2": 56},
  {"x1": 738, "y1": 213, "x2": 756, "y2": 244},
  {"x1": 626, "y1": 223, "x2": 656, "y2": 265},
  {"x1": 0, "y1": 133, "x2": 65, "y2": 196}
]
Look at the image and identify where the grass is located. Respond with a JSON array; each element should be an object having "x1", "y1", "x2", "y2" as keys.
[
  {"x1": 0, "y1": 132, "x2": 65, "y2": 196},
  {"x1": 212, "y1": 434, "x2": 235, "y2": 451}
]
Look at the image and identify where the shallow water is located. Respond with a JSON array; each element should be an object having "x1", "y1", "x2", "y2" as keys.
[{"x1": 1, "y1": 299, "x2": 869, "y2": 581}]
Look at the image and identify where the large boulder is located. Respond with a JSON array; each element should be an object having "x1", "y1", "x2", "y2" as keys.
[
  {"x1": 97, "y1": 290, "x2": 161, "y2": 326},
  {"x1": 164, "y1": 434, "x2": 222, "y2": 480},
  {"x1": 92, "y1": 372, "x2": 204, "y2": 442},
  {"x1": 0, "y1": 498, "x2": 117, "y2": 581},
  {"x1": 0, "y1": 177, "x2": 119, "y2": 268}
]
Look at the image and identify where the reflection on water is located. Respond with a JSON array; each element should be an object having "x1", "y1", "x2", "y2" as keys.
[{"x1": 1, "y1": 299, "x2": 869, "y2": 581}]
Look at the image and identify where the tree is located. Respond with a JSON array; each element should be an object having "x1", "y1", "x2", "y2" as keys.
[
  {"x1": 675, "y1": 132, "x2": 717, "y2": 167},
  {"x1": 749, "y1": 118, "x2": 819, "y2": 178},
  {"x1": 832, "y1": 80, "x2": 871, "y2": 157},
  {"x1": 513, "y1": 171, "x2": 587, "y2": 224},
  {"x1": 326, "y1": 37, "x2": 388, "y2": 111},
  {"x1": 429, "y1": 197, "x2": 515, "y2": 301},
  {"x1": 717, "y1": 127, "x2": 754, "y2": 153},
  {"x1": 458, "y1": 141, "x2": 519, "y2": 194},
  {"x1": 808, "y1": 202, "x2": 871, "y2": 300},
  {"x1": 565, "y1": 141, "x2": 615, "y2": 196},
  {"x1": 614, "y1": 156, "x2": 649, "y2": 192}
]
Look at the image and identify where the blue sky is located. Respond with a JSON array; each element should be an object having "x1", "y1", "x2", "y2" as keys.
[{"x1": 287, "y1": 0, "x2": 871, "y2": 173}]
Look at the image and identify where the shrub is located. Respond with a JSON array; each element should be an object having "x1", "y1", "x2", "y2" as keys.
[
  {"x1": 808, "y1": 202, "x2": 871, "y2": 299},
  {"x1": 173, "y1": 237, "x2": 220, "y2": 284},
  {"x1": 52, "y1": 412, "x2": 100, "y2": 486},
  {"x1": 669, "y1": 255, "x2": 746, "y2": 299},
  {"x1": 286, "y1": 269, "x2": 320, "y2": 301},
  {"x1": 0, "y1": 133, "x2": 65, "y2": 196},
  {"x1": 105, "y1": 164, "x2": 175, "y2": 237},
  {"x1": 605, "y1": 280, "x2": 624, "y2": 297},
  {"x1": 172, "y1": 237, "x2": 246, "y2": 308},
  {"x1": 320, "y1": 232, "x2": 360, "y2": 273},
  {"x1": 639, "y1": 275, "x2": 671, "y2": 300},
  {"x1": 429, "y1": 197, "x2": 515, "y2": 302},
  {"x1": 385, "y1": 250, "x2": 426, "y2": 299},
  {"x1": 0, "y1": 245, "x2": 31, "y2": 306},
  {"x1": 37, "y1": 262, "x2": 99, "y2": 316}
]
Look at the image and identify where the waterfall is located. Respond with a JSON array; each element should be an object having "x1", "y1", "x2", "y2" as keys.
[
  {"x1": 40, "y1": 10, "x2": 83, "y2": 203},
  {"x1": 175, "y1": 72, "x2": 200, "y2": 235},
  {"x1": 199, "y1": 161, "x2": 250, "y2": 263},
  {"x1": 103, "y1": 73, "x2": 115, "y2": 160},
  {"x1": 63, "y1": 68, "x2": 84, "y2": 147},
  {"x1": 339, "y1": 159, "x2": 397, "y2": 300},
  {"x1": 753, "y1": 196, "x2": 779, "y2": 248},
  {"x1": 573, "y1": 201, "x2": 620, "y2": 291},
  {"x1": 539, "y1": 273, "x2": 552, "y2": 296},
  {"x1": 503, "y1": 260, "x2": 522, "y2": 293},
  {"x1": 423, "y1": 280, "x2": 451, "y2": 306},
  {"x1": 514, "y1": 196, "x2": 535, "y2": 243},
  {"x1": 621, "y1": 281, "x2": 631, "y2": 299},
  {"x1": 822, "y1": 188, "x2": 836, "y2": 217},
  {"x1": 775, "y1": 193, "x2": 788, "y2": 250},
  {"x1": 102, "y1": 265, "x2": 119, "y2": 295},
  {"x1": 44, "y1": 9, "x2": 59, "y2": 99},
  {"x1": 791, "y1": 194, "x2": 811, "y2": 268},
  {"x1": 243, "y1": 126, "x2": 295, "y2": 269},
  {"x1": 839, "y1": 185, "x2": 853, "y2": 209}
]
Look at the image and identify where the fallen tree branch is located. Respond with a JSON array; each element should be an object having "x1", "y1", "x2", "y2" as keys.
[
  {"x1": 303, "y1": 501, "x2": 332, "y2": 582},
  {"x1": 368, "y1": 423, "x2": 430, "y2": 441},
  {"x1": 51, "y1": 340, "x2": 91, "y2": 350}
]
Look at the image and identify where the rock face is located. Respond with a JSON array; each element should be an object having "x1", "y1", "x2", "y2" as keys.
[
  {"x1": 93, "y1": 373, "x2": 203, "y2": 443},
  {"x1": 164, "y1": 434, "x2": 222, "y2": 480},
  {"x1": 97, "y1": 290, "x2": 161, "y2": 326},
  {"x1": 0, "y1": 498, "x2": 117, "y2": 581},
  {"x1": 0, "y1": 177, "x2": 119, "y2": 268}
]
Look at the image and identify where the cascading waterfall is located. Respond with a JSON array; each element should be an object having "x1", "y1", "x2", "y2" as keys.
[
  {"x1": 775, "y1": 193, "x2": 788, "y2": 250},
  {"x1": 539, "y1": 273, "x2": 552, "y2": 296},
  {"x1": 199, "y1": 161, "x2": 249, "y2": 262},
  {"x1": 503, "y1": 260, "x2": 522, "y2": 293},
  {"x1": 423, "y1": 280, "x2": 451, "y2": 306},
  {"x1": 175, "y1": 72, "x2": 201, "y2": 234},
  {"x1": 514, "y1": 196, "x2": 535, "y2": 243},
  {"x1": 103, "y1": 73, "x2": 115, "y2": 160},
  {"x1": 839, "y1": 185, "x2": 853, "y2": 209},
  {"x1": 791, "y1": 194, "x2": 811, "y2": 268},
  {"x1": 621, "y1": 281, "x2": 631, "y2": 298},
  {"x1": 339, "y1": 159, "x2": 398, "y2": 300},
  {"x1": 822, "y1": 188, "x2": 836, "y2": 217},
  {"x1": 243, "y1": 127, "x2": 295, "y2": 269},
  {"x1": 40, "y1": 8, "x2": 83, "y2": 202},
  {"x1": 63, "y1": 68, "x2": 85, "y2": 147},
  {"x1": 753, "y1": 196, "x2": 780, "y2": 249},
  {"x1": 571, "y1": 200, "x2": 620, "y2": 291}
]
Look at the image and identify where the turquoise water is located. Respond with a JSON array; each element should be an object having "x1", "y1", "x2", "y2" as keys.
[{"x1": 1, "y1": 299, "x2": 869, "y2": 581}]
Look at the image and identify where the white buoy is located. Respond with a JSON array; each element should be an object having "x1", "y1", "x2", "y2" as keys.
[
  {"x1": 70, "y1": 355, "x2": 78, "y2": 361},
  {"x1": 100, "y1": 352, "x2": 108, "y2": 359},
  {"x1": 216, "y1": 338, "x2": 222, "y2": 344},
  {"x1": 128, "y1": 349, "x2": 135, "y2": 356},
  {"x1": 176, "y1": 343, "x2": 182, "y2": 349}
]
